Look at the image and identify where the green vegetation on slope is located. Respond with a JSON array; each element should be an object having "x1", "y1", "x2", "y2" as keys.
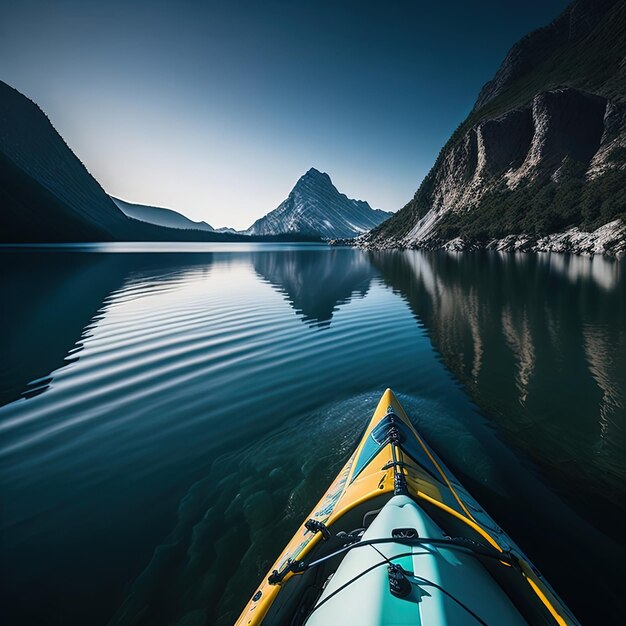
[{"x1": 435, "y1": 169, "x2": 626, "y2": 242}]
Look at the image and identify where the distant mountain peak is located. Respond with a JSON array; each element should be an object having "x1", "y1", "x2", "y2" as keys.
[
  {"x1": 292, "y1": 167, "x2": 336, "y2": 195},
  {"x1": 246, "y1": 168, "x2": 392, "y2": 239},
  {"x1": 304, "y1": 166, "x2": 323, "y2": 175},
  {"x1": 302, "y1": 166, "x2": 330, "y2": 179},
  {"x1": 294, "y1": 168, "x2": 334, "y2": 191}
]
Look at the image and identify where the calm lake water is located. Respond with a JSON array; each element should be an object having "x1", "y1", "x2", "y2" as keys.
[{"x1": 1, "y1": 243, "x2": 624, "y2": 625}]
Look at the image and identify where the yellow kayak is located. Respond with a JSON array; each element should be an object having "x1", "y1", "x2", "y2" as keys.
[{"x1": 235, "y1": 389, "x2": 579, "y2": 626}]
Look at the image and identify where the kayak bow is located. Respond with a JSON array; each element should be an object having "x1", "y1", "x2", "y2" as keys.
[{"x1": 235, "y1": 389, "x2": 579, "y2": 626}]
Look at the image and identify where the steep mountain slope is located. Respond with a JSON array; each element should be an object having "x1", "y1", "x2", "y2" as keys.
[
  {"x1": 111, "y1": 196, "x2": 215, "y2": 232},
  {"x1": 246, "y1": 168, "x2": 391, "y2": 239},
  {"x1": 364, "y1": 0, "x2": 626, "y2": 255},
  {"x1": 0, "y1": 81, "x2": 266, "y2": 243},
  {"x1": 0, "y1": 80, "x2": 132, "y2": 242}
]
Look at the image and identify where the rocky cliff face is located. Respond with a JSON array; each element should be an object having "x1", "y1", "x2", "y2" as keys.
[
  {"x1": 247, "y1": 168, "x2": 391, "y2": 239},
  {"x1": 363, "y1": 0, "x2": 626, "y2": 256}
]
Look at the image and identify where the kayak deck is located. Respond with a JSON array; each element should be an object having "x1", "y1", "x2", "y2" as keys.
[
  {"x1": 306, "y1": 495, "x2": 528, "y2": 626},
  {"x1": 235, "y1": 389, "x2": 579, "y2": 626}
]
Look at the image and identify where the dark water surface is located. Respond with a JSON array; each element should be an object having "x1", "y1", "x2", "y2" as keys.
[{"x1": 1, "y1": 243, "x2": 624, "y2": 625}]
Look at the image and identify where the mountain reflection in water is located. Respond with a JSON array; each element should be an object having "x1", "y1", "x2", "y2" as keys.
[
  {"x1": 369, "y1": 250, "x2": 626, "y2": 504},
  {"x1": 0, "y1": 244, "x2": 623, "y2": 626},
  {"x1": 253, "y1": 248, "x2": 375, "y2": 327}
]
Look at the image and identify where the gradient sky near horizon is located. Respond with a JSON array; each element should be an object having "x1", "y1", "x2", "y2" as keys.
[{"x1": 1, "y1": 0, "x2": 570, "y2": 229}]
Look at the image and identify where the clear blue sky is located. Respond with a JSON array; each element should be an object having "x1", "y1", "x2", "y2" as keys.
[{"x1": 0, "y1": 0, "x2": 570, "y2": 229}]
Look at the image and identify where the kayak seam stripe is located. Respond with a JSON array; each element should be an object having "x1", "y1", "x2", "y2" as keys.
[
  {"x1": 415, "y1": 490, "x2": 503, "y2": 552},
  {"x1": 410, "y1": 429, "x2": 477, "y2": 522},
  {"x1": 525, "y1": 574, "x2": 568, "y2": 626}
]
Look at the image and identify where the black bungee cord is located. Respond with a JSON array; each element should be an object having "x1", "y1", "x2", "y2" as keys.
[{"x1": 304, "y1": 547, "x2": 490, "y2": 626}]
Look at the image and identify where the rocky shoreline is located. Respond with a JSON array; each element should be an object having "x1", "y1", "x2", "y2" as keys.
[{"x1": 330, "y1": 218, "x2": 626, "y2": 257}]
